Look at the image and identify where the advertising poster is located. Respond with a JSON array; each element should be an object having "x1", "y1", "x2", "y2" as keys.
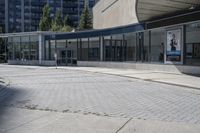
[{"x1": 166, "y1": 29, "x2": 182, "y2": 62}]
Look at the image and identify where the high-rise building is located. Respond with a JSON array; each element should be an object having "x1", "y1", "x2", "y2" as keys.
[
  {"x1": 0, "y1": 0, "x2": 5, "y2": 32},
  {"x1": 1, "y1": 0, "x2": 95, "y2": 33}
]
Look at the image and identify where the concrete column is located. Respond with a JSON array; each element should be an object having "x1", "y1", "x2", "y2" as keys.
[
  {"x1": 100, "y1": 37, "x2": 104, "y2": 61},
  {"x1": 39, "y1": 34, "x2": 43, "y2": 65},
  {"x1": 5, "y1": 0, "x2": 8, "y2": 33},
  {"x1": 21, "y1": 0, "x2": 24, "y2": 32}
]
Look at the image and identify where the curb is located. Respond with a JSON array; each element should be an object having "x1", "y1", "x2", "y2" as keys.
[
  {"x1": 64, "y1": 68, "x2": 200, "y2": 90},
  {"x1": 98, "y1": 72, "x2": 200, "y2": 90},
  {"x1": 55, "y1": 67, "x2": 200, "y2": 90}
]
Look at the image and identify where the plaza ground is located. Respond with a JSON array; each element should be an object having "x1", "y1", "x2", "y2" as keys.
[{"x1": 0, "y1": 64, "x2": 200, "y2": 133}]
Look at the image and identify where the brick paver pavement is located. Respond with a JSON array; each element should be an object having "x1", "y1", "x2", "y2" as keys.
[{"x1": 0, "y1": 65, "x2": 200, "y2": 124}]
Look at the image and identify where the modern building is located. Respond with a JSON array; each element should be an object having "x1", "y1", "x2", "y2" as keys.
[
  {"x1": 1, "y1": 0, "x2": 200, "y2": 74},
  {"x1": 0, "y1": 0, "x2": 5, "y2": 32},
  {"x1": 0, "y1": 0, "x2": 95, "y2": 33}
]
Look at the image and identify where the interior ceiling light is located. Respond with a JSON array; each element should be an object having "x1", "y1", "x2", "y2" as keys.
[{"x1": 189, "y1": 6, "x2": 195, "y2": 10}]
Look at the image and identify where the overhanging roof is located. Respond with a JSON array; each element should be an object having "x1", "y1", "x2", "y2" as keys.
[{"x1": 137, "y1": 0, "x2": 200, "y2": 21}]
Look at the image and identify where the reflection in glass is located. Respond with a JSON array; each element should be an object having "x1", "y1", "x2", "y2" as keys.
[
  {"x1": 124, "y1": 33, "x2": 136, "y2": 61},
  {"x1": 186, "y1": 22, "x2": 200, "y2": 66},
  {"x1": 89, "y1": 37, "x2": 100, "y2": 61},
  {"x1": 151, "y1": 29, "x2": 165, "y2": 62}
]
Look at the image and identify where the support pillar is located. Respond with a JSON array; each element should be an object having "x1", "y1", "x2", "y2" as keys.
[
  {"x1": 39, "y1": 34, "x2": 43, "y2": 65},
  {"x1": 100, "y1": 37, "x2": 104, "y2": 61}
]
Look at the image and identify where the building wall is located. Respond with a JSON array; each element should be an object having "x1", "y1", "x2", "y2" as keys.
[
  {"x1": 93, "y1": 0, "x2": 138, "y2": 29},
  {"x1": 0, "y1": 0, "x2": 5, "y2": 32}
]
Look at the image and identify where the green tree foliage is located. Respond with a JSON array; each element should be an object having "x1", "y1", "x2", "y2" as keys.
[
  {"x1": 51, "y1": 22, "x2": 60, "y2": 32},
  {"x1": 51, "y1": 10, "x2": 72, "y2": 32},
  {"x1": 54, "y1": 10, "x2": 63, "y2": 27},
  {"x1": 39, "y1": 4, "x2": 52, "y2": 31},
  {"x1": 61, "y1": 25, "x2": 72, "y2": 32},
  {"x1": 79, "y1": 1, "x2": 93, "y2": 30},
  {"x1": 64, "y1": 15, "x2": 73, "y2": 27},
  {"x1": 39, "y1": 5, "x2": 73, "y2": 32}
]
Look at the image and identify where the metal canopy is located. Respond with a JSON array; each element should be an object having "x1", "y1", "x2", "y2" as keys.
[{"x1": 137, "y1": 0, "x2": 200, "y2": 21}]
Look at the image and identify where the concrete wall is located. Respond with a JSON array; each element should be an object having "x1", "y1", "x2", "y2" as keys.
[
  {"x1": 8, "y1": 60, "x2": 56, "y2": 66},
  {"x1": 93, "y1": 0, "x2": 138, "y2": 29},
  {"x1": 8, "y1": 60, "x2": 39, "y2": 65},
  {"x1": 78, "y1": 61, "x2": 200, "y2": 75}
]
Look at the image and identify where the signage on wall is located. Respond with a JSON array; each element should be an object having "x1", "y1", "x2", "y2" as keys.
[{"x1": 166, "y1": 29, "x2": 182, "y2": 64}]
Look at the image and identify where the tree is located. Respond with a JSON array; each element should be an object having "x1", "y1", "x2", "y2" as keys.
[
  {"x1": 61, "y1": 25, "x2": 72, "y2": 32},
  {"x1": 51, "y1": 10, "x2": 63, "y2": 31},
  {"x1": 79, "y1": 1, "x2": 93, "y2": 30},
  {"x1": 64, "y1": 15, "x2": 73, "y2": 27},
  {"x1": 55, "y1": 10, "x2": 63, "y2": 27},
  {"x1": 39, "y1": 4, "x2": 52, "y2": 31},
  {"x1": 51, "y1": 22, "x2": 60, "y2": 32}
]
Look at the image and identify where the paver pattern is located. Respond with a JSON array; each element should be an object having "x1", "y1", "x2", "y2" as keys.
[{"x1": 0, "y1": 65, "x2": 200, "y2": 124}]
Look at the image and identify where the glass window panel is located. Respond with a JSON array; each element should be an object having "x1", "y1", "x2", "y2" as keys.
[
  {"x1": 151, "y1": 29, "x2": 165, "y2": 63},
  {"x1": 13, "y1": 36, "x2": 20, "y2": 60},
  {"x1": 30, "y1": 35, "x2": 38, "y2": 60},
  {"x1": 81, "y1": 38, "x2": 89, "y2": 61},
  {"x1": 7, "y1": 37, "x2": 13, "y2": 60},
  {"x1": 186, "y1": 22, "x2": 200, "y2": 66},
  {"x1": 103, "y1": 36, "x2": 111, "y2": 61},
  {"x1": 124, "y1": 33, "x2": 136, "y2": 61},
  {"x1": 89, "y1": 37, "x2": 100, "y2": 61},
  {"x1": 111, "y1": 34, "x2": 123, "y2": 62},
  {"x1": 50, "y1": 40, "x2": 56, "y2": 60},
  {"x1": 143, "y1": 31, "x2": 149, "y2": 62},
  {"x1": 21, "y1": 36, "x2": 30, "y2": 60}
]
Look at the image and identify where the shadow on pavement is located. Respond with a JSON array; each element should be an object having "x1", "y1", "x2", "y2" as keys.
[{"x1": 0, "y1": 85, "x2": 25, "y2": 125}]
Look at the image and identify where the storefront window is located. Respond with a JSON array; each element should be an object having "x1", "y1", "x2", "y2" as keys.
[
  {"x1": 45, "y1": 40, "x2": 50, "y2": 60},
  {"x1": 151, "y1": 29, "x2": 165, "y2": 63},
  {"x1": 67, "y1": 39, "x2": 77, "y2": 64},
  {"x1": 186, "y1": 22, "x2": 200, "y2": 66},
  {"x1": 56, "y1": 40, "x2": 67, "y2": 64},
  {"x1": 143, "y1": 31, "x2": 150, "y2": 62},
  {"x1": 103, "y1": 36, "x2": 111, "y2": 61},
  {"x1": 7, "y1": 37, "x2": 13, "y2": 60},
  {"x1": 30, "y1": 35, "x2": 38, "y2": 60},
  {"x1": 13, "y1": 36, "x2": 21, "y2": 60},
  {"x1": 111, "y1": 34, "x2": 124, "y2": 62},
  {"x1": 21, "y1": 36, "x2": 30, "y2": 60},
  {"x1": 89, "y1": 37, "x2": 100, "y2": 61},
  {"x1": 81, "y1": 38, "x2": 89, "y2": 61},
  {"x1": 124, "y1": 32, "x2": 136, "y2": 61},
  {"x1": 50, "y1": 40, "x2": 56, "y2": 60}
]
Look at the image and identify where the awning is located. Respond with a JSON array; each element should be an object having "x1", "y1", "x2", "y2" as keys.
[{"x1": 137, "y1": 0, "x2": 200, "y2": 21}]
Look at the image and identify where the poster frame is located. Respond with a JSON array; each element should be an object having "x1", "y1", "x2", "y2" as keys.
[{"x1": 165, "y1": 26, "x2": 184, "y2": 65}]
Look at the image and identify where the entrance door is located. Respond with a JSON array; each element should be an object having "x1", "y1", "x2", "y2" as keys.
[
  {"x1": 59, "y1": 50, "x2": 67, "y2": 66},
  {"x1": 66, "y1": 50, "x2": 73, "y2": 65}
]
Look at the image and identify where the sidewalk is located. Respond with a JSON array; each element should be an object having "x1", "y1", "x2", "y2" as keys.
[
  {"x1": 1, "y1": 107, "x2": 200, "y2": 133},
  {"x1": 60, "y1": 67, "x2": 200, "y2": 90}
]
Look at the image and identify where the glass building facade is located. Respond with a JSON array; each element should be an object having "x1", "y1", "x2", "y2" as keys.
[
  {"x1": 2, "y1": 6, "x2": 200, "y2": 68},
  {"x1": 5, "y1": 21, "x2": 200, "y2": 67},
  {"x1": 2, "y1": 0, "x2": 95, "y2": 33}
]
